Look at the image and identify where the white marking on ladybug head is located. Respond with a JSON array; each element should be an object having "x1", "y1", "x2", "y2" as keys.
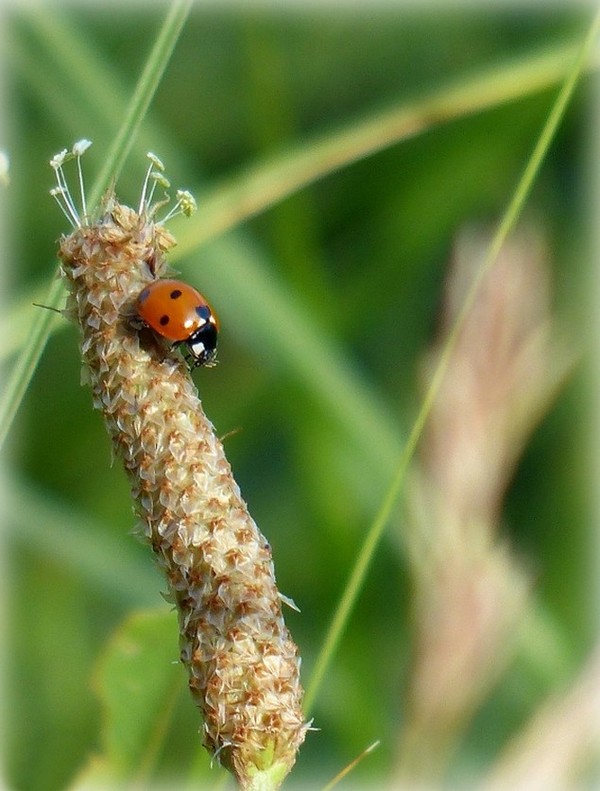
[{"x1": 190, "y1": 339, "x2": 206, "y2": 358}]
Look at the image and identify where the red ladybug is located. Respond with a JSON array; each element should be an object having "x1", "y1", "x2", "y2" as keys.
[{"x1": 136, "y1": 279, "x2": 219, "y2": 367}]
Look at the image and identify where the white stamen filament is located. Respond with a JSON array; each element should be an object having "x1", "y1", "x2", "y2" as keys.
[
  {"x1": 77, "y1": 152, "x2": 87, "y2": 221},
  {"x1": 138, "y1": 161, "x2": 154, "y2": 215},
  {"x1": 51, "y1": 166, "x2": 80, "y2": 228},
  {"x1": 50, "y1": 187, "x2": 79, "y2": 228}
]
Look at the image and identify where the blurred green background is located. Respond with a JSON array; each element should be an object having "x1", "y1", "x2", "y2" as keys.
[{"x1": 3, "y1": 3, "x2": 596, "y2": 789}]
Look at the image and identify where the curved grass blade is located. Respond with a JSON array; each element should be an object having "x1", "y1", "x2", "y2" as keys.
[{"x1": 173, "y1": 38, "x2": 599, "y2": 257}]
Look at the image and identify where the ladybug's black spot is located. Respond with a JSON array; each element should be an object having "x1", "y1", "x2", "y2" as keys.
[
  {"x1": 196, "y1": 305, "x2": 211, "y2": 321},
  {"x1": 159, "y1": 315, "x2": 170, "y2": 326},
  {"x1": 170, "y1": 289, "x2": 183, "y2": 300}
]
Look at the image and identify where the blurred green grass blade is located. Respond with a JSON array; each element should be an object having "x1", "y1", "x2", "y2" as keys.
[
  {"x1": 9, "y1": 8, "x2": 168, "y2": 154},
  {"x1": 87, "y1": 0, "x2": 193, "y2": 211},
  {"x1": 5, "y1": 31, "x2": 113, "y2": 142},
  {"x1": 0, "y1": 0, "x2": 192, "y2": 451},
  {"x1": 174, "y1": 37, "x2": 597, "y2": 255},
  {"x1": 0, "y1": 280, "x2": 58, "y2": 361},
  {"x1": 10, "y1": 11, "x2": 122, "y2": 137},
  {"x1": 0, "y1": 276, "x2": 64, "y2": 450},
  {"x1": 7, "y1": 477, "x2": 161, "y2": 606},
  {"x1": 304, "y1": 9, "x2": 600, "y2": 713}
]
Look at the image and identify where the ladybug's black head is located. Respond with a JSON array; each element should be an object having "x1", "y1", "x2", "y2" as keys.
[{"x1": 186, "y1": 321, "x2": 218, "y2": 367}]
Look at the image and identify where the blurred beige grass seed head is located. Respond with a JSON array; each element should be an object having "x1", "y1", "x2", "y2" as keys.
[
  {"x1": 397, "y1": 225, "x2": 573, "y2": 783},
  {"x1": 51, "y1": 142, "x2": 307, "y2": 790}
]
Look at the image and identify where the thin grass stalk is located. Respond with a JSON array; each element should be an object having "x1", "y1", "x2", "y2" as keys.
[
  {"x1": 0, "y1": 276, "x2": 64, "y2": 449},
  {"x1": 87, "y1": 0, "x2": 193, "y2": 211},
  {"x1": 305, "y1": 8, "x2": 600, "y2": 712}
]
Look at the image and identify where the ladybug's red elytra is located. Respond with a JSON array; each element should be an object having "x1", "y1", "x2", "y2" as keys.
[{"x1": 136, "y1": 278, "x2": 219, "y2": 367}]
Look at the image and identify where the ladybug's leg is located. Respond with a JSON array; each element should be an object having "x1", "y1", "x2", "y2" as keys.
[{"x1": 176, "y1": 341, "x2": 195, "y2": 368}]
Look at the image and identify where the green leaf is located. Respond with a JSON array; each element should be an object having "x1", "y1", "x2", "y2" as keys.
[{"x1": 89, "y1": 608, "x2": 185, "y2": 782}]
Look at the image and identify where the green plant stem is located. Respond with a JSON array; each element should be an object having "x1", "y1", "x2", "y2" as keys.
[
  {"x1": 88, "y1": 0, "x2": 193, "y2": 211},
  {"x1": 304, "y1": 8, "x2": 600, "y2": 715},
  {"x1": 0, "y1": 0, "x2": 192, "y2": 451}
]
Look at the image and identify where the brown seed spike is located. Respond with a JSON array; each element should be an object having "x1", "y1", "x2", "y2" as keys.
[{"x1": 54, "y1": 148, "x2": 307, "y2": 790}]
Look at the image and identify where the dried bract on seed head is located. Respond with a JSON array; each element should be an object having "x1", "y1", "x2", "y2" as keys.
[{"x1": 53, "y1": 143, "x2": 307, "y2": 789}]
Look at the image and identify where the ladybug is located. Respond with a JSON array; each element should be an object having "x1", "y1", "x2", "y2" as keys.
[{"x1": 136, "y1": 278, "x2": 219, "y2": 367}]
